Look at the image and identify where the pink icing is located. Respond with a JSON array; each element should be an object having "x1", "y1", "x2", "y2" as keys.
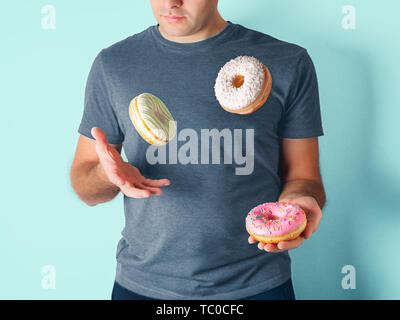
[{"x1": 245, "y1": 201, "x2": 306, "y2": 237}]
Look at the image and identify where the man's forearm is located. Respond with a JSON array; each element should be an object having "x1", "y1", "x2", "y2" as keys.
[
  {"x1": 70, "y1": 161, "x2": 120, "y2": 207},
  {"x1": 279, "y1": 179, "x2": 326, "y2": 209}
]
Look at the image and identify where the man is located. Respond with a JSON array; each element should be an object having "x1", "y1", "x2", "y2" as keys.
[{"x1": 70, "y1": 0, "x2": 326, "y2": 300}]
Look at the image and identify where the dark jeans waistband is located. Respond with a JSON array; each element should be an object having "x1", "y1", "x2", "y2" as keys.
[{"x1": 111, "y1": 278, "x2": 295, "y2": 300}]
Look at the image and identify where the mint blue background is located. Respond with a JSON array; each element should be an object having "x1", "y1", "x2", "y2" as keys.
[{"x1": 1, "y1": 0, "x2": 399, "y2": 299}]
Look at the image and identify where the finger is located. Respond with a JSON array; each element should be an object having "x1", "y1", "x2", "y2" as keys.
[
  {"x1": 264, "y1": 243, "x2": 285, "y2": 253},
  {"x1": 105, "y1": 145, "x2": 124, "y2": 163},
  {"x1": 305, "y1": 211, "x2": 322, "y2": 239},
  {"x1": 135, "y1": 182, "x2": 163, "y2": 195},
  {"x1": 258, "y1": 242, "x2": 266, "y2": 250},
  {"x1": 277, "y1": 236, "x2": 305, "y2": 250},
  {"x1": 107, "y1": 168, "x2": 126, "y2": 186},
  {"x1": 107, "y1": 173, "x2": 124, "y2": 186},
  {"x1": 92, "y1": 127, "x2": 113, "y2": 161},
  {"x1": 248, "y1": 235, "x2": 258, "y2": 244},
  {"x1": 91, "y1": 127, "x2": 108, "y2": 149},
  {"x1": 120, "y1": 181, "x2": 151, "y2": 198},
  {"x1": 302, "y1": 224, "x2": 313, "y2": 240},
  {"x1": 302, "y1": 217, "x2": 320, "y2": 239},
  {"x1": 142, "y1": 178, "x2": 171, "y2": 187},
  {"x1": 106, "y1": 146, "x2": 117, "y2": 162}
]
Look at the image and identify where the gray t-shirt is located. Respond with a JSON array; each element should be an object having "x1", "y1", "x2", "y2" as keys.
[{"x1": 78, "y1": 21, "x2": 324, "y2": 299}]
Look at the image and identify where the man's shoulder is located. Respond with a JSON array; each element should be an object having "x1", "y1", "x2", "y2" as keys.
[
  {"x1": 237, "y1": 23, "x2": 307, "y2": 57},
  {"x1": 99, "y1": 26, "x2": 152, "y2": 59}
]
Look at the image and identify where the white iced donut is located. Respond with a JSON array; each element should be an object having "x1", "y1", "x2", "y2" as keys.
[
  {"x1": 128, "y1": 93, "x2": 176, "y2": 146},
  {"x1": 214, "y1": 56, "x2": 272, "y2": 114}
]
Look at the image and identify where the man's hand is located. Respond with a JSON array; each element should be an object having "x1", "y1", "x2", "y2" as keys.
[
  {"x1": 248, "y1": 196, "x2": 322, "y2": 252},
  {"x1": 91, "y1": 127, "x2": 170, "y2": 199}
]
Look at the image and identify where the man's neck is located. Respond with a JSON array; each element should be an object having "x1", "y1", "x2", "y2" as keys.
[{"x1": 158, "y1": 16, "x2": 228, "y2": 44}]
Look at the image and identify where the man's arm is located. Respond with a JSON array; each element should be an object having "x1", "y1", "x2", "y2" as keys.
[
  {"x1": 278, "y1": 137, "x2": 326, "y2": 209},
  {"x1": 70, "y1": 134, "x2": 121, "y2": 207},
  {"x1": 248, "y1": 137, "x2": 325, "y2": 252},
  {"x1": 279, "y1": 179, "x2": 326, "y2": 209}
]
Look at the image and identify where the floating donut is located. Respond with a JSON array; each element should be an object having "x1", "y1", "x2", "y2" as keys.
[
  {"x1": 128, "y1": 93, "x2": 176, "y2": 146},
  {"x1": 214, "y1": 56, "x2": 272, "y2": 115},
  {"x1": 245, "y1": 201, "x2": 307, "y2": 244}
]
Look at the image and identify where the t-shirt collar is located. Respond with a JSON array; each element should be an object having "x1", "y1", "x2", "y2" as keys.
[{"x1": 150, "y1": 20, "x2": 237, "y2": 51}]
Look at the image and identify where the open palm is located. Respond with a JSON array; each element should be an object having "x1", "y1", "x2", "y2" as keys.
[{"x1": 91, "y1": 127, "x2": 170, "y2": 198}]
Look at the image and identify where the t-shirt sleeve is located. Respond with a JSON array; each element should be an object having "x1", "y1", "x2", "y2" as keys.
[
  {"x1": 77, "y1": 49, "x2": 124, "y2": 145},
  {"x1": 278, "y1": 50, "x2": 324, "y2": 139}
]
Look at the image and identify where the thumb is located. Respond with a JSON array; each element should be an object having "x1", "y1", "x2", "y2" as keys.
[
  {"x1": 91, "y1": 127, "x2": 109, "y2": 153},
  {"x1": 91, "y1": 127, "x2": 107, "y2": 144},
  {"x1": 91, "y1": 127, "x2": 119, "y2": 164},
  {"x1": 278, "y1": 198, "x2": 294, "y2": 206}
]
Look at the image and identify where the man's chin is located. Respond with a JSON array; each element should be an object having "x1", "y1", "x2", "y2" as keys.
[{"x1": 159, "y1": 24, "x2": 193, "y2": 38}]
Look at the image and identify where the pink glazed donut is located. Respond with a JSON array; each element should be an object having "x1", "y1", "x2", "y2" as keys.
[{"x1": 245, "y1": 201, "x2": 307, "y2": 244}]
